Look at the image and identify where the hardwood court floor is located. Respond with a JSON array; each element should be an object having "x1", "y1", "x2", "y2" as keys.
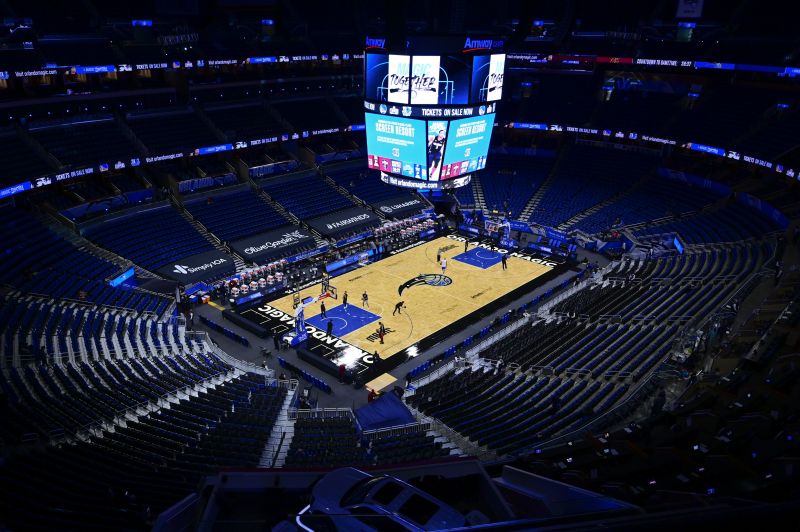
[{"x1": 267, "y1": 237, "x2": 554, "y2": 359}]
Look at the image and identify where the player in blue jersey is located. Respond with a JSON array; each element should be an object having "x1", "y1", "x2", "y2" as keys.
[{"x1": 427, "y1": 129, "x2": 446, "y2": 179}]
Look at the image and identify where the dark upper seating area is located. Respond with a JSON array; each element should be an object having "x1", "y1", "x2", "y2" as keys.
[
  {"x1": 83, "y1": 204, "x2": 221, "y2": 272},
  {"x1": 481, "y1": 156, "x2": 554, "y2": 218},
  {"x1": 326, "y1": 167, "x2": 418, "y2": 205},
  {"x1": 0, "y1": 131, "x2": 54, "y2": 185},
  {"x1": 529, "y1": 146, "x2": 657, "y2": 228},
  {"x1": 29, "y1": 118, "x2": 136, "y2": 168},
  {"x1": 514, "y1": 342, "x2": 800, "y2": 506},
  {"x1": 273, "y1": 99, "x2": 341, "y2": 131},
  {"x1": 262, "y1": 172, "x2": 355, "y2": 220},
  {"x1": 567, "y1": 176, "x2": 723, "y2": 234},
  {"x1": 633, "y1": 202, "x2": 781, "y2": 244},
  {"x1": 0, "y1": 207, "x2": 170, "y2": 315},
  {"x1": 126, "y1": 109, "x2": 220, "y2": 154},
  {"x1": 408, "y1": 366, "x2": 628, "y2": 455},
  {"x1": 285, "y1": 415, "x2": 451, "y2": 468},
  {"x1": 333, "y1": 96, "x2": 364, "y2": 124},
  {"x1": 184, "y1": 188, "x2": 292, "y2": 242},
  {"x1": 204, "y1": 103, "x2": 283, "y2": 142},
  {"x1": 1, "y1": 349, "x2": 288, "y2": 530}
]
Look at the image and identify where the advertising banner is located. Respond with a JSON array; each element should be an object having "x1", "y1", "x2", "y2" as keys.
[
  {"x1": 307, "y1": 207, "x2": 379, "y2": 237},
  {"x1": 229, "y1": 226, "x2": 315, "y2": 263},
  {"x1": 156, "y1": 249, "x2": 234, "y2": 283}
]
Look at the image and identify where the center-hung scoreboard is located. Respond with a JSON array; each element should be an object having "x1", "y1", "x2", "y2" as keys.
[{"x1": 363, "y1": 38, "x2": 505, "y2": 189}]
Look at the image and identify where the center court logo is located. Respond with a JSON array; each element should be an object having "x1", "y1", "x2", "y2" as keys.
[{"x1": 398, "y1": 273, "x2": 452, "y2": 295}]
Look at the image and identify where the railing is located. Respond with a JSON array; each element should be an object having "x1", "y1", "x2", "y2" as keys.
[
  {"x1": 288, "y1": 407, "x2": 354, "y2": 420},
  {"x1": 405, "y1": 356, "x2": 467, "y2": 392},
  {"x1": 465, "y1": 314, "x2": 531, "y2": 360},
  {"x1": 507, "y1": 369, "x2": 661, "y2": 458},
  {"x1": 25, "y1": 292, "x2": 140, "y2": 318},
  {"x1": 75, "y1": 368, "x2": 235, "y2": 439},
  {"x1": 535, "y1": 276, "x2": 597, "y2": 316},
  {"x1": 188, "y1": 330, "x2": 275, "y2": 378},
  {"x1": 563, "y1": 367, "x2": 592, "y2": 378},
  {"x1": 410, "y1": 407, "x2": 496, "y2": 461},
  {"x1": 361, "y1": 421, "x2": 431, "y2": 437}
]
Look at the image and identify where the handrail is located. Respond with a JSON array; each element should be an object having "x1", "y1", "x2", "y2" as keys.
[
  {"x1": 288, "y1": 407, "x2": 354, "y2": 420},
  {"x1": 188, "y1": 330, "x2": 275, "y2": 378},
  {"x1": 465, "y1": 314, "x2": 531, "y2": 359},
  {"x1": 75, "y1": 368, "x2": 235, "y2": 438},
  {"x1": 24, "y1": 292, "x2": 140, "y2": 318},
  {"x1": 508, "y1": 369, "x2": 661, "y2": 457},
  {"x1": 361, "y1": 421, "x2": 430, "y2": 437}
]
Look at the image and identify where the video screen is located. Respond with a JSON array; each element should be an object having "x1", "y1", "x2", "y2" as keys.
[
  {"x1": 470, "y1": 54, "x2": 505, "y2": 102},
  {"x1": 387, "y1": 54, "x2": 411, "y2": 104},
  {"x1": 441, "y1": 113, "x2": 495, "y2": 178},
  {"x1": 365, "y1": 113, "x2": 427, "y2": 179},
  {"x1": 408, "y1": 56, "x2": 439, "y2": 105},
  {"x1": 426, "y1": 120, "x2": 449, "y2": 181},
  {"x1": 364, "y1": 53, "x2": 388, "y2": 102},
  {"x1": 439, "y1": 55, "x2": 471, "y2": 105}
]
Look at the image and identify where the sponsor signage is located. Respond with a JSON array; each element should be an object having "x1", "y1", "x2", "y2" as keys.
[
  {"x1": 365, "y1": 101, "x2": 497, "y2": 119},
  {"x1": 0, "y1": 181, "x2": 32, "y2": 199},
  {"x1": 372, "y1": 195, "x2": 424, "y2": 216},
  {"x1": 157, "y1": 249, "x2": 233, "y2": 283},
  {"x1": 335, "y1": 231, "x2": 373, "y2": 248},
  {"x1": 307, "y1": 207, "x2": 379, "y2": 236},
  {"x1": 108, "y1": 267, "x2": 135, "y2": 287},
  {"x1": 242, "y1": 304, "x2": 377, "y2": 375},
  {"x1": 326, "y1": 249, "x2": 376, "y2": 273},
  {"x1": 229, "y1": 227, "x2": 315, "y2": 263},
  {"x1": 379, "y1": 172, "x2": 471, "y2": 190}
]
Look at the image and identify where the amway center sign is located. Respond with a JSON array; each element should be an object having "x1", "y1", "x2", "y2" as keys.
[
  {"x1": 157, "y1": 249, "x2": 233, "y2": 283},
  {"x1": 230, "y1": 226, "x2": 315, "y2": 263}
]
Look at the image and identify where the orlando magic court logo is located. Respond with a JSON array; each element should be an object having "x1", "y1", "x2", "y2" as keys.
[{"x1": 398, "y1": 274, "x2": 453, "y2": 295}]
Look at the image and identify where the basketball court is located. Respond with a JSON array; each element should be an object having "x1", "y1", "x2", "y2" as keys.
[{"x1": 238, "y1": 236, "x2": 560, "y2": 371}]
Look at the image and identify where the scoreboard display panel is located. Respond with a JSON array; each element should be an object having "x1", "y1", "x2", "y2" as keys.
[
  {"x1": 365, "y1": 113, "x2": 427, "y2": 178},
  {"x1": 364, "y1": 47, "x2": 505, "y2": 186},
  {"x1": 440, "y1": 113, "x2": 494, "y2": 178}
]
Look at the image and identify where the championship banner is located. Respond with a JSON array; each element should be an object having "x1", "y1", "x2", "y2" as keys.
[
  {"x1": 156, "y1": 249, "x2": 233, "y2": 283},
  {"x1": 229, "y1": 226, "x2": 315, "y2": 263},
  {"x1": 307, "y1": 207, "x2": 379, "y2": 237}
]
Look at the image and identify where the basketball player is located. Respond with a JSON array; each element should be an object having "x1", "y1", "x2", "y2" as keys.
[
  {"x1": 362, "y1": 290, "x2": 369, "y2": 307},
  {"x1": 343, "y1": 290, "x2": 348, "y2": 309},
  {"x1": 441, "y1": 257, "x2": 447, "y2": 275},
  {"x1": 501, "y1": 254, "x2": 508, "y2": 270},
  {"x1": 393, "y1": 301, "x2": 405, "y2": 316},
  {"x1": 427, "y1": 129, "x2": 446, "y2": 179},
  {"x1": 320, "y1": 301, "x2": 327, "y2": 319}
]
